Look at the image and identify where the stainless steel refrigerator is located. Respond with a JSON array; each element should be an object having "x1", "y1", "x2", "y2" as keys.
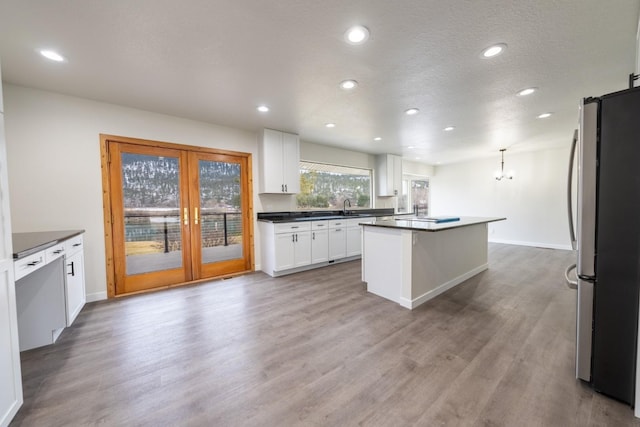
[{"x1": 566, "y1": 86, "x2": 640, "y2": 405}]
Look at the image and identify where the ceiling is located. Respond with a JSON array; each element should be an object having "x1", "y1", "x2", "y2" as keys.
[{"x1": 0, "y1": 1, "x2": 638, "y2": 165}]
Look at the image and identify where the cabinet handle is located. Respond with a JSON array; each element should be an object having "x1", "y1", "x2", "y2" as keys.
[
  {"x1": 295, "y1": 234, "x2": 298, "y2": 242},
  {"x1": 292, "y1": 234, "x2": 295, "y2": 242},
  {"x1": 183, "y1": 207, "x2": 189, "y2": 225},
  {"x1": 27, "y1": 258, "x2": 43, "y2": 267},
  {"x1": 194, "y1": 207, "x2": 199, "y2": 225},
  {"x1": 67, "y1": 261, "x2": 75, "y2": 277},
  {"x1": 291, "y1": 226, "x2": 299, "y2": 229},
  {"x1": 72, "y1": 243, "x2": 81, "y2": 247},
  {"x1": 335, "y1": 228, "x2": 342, "y2": 232},
  {"x1": 53, "y1": 249, "x2": 64, "y2": 254},
  {"x1": 285, "y1": 184, "x2": 288, "y2": 192},
  {"x1": 281, "y1": 184, "x2": 284, "y2": 192},
  {"x1": 313, "y1": 232, "x2": 315, "y2": 240}
]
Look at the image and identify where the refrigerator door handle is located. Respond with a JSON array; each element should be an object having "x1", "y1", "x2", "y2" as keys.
[
  {"x1": 567, "y1": 129, "x2": 578, "y2": 250},
  {"x1": 565, "y1": 263, "x2": 578, "y2": 289}
]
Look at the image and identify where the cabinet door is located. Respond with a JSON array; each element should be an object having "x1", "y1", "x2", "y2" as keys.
[
  {"x1": 392, "y1": 154, "x2": 403, "y2": 195},
  {"x1": 311, "y1": 229, "x2": 329, "y2": 264},
  {"x1": 346, "y1": 226, "x2": 362, "y2": 257},
  {"x1": 328, "y1": 227, "x2": 347, "y2": 260},
  {"x1": 274, "y1": 232, "x2": 295, "y2": 271},
  {"x1": 260, "y1": 129, "x2": 285, "y2": 193},
  {"x1": 293, "y1": 231, "x2": 311, "y2": 267},
  {"x1": 65, "y1": 251, "x2": 86, "y2": 326},
  {"x1": 282, "y1": 132, "x2": 300, "y2": 194}
]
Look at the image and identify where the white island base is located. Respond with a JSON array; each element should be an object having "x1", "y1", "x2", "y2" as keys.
[{"x1": 362, "y1": 218, "x2": 500, "y2": 309}]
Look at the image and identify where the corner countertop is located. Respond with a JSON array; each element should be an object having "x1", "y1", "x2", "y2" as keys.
[
  {"x1": 362, "y1": 216, "x2": 506, "y2": 232},
  {"x1": 257, "y1": 208, "x2": 395, "y2": 223},
  {"x1": 13, "y1": 230, "x2": 85, "y2": 259}
]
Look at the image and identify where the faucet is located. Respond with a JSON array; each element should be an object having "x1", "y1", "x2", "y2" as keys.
[{"x1": 343, "y1": 199, "x2": 351, "y2": 215}]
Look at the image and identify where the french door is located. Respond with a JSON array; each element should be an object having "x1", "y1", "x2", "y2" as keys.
[{"x1": 103, "y1": 136, "x2": 253, "y2": 296}]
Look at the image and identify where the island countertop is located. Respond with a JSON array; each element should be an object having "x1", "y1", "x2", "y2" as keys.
[
  {"x1": 12, "y1": 230, "x2": 85, "y2": 259},
  {"x1": 362, "y1": 216, "x2": 506, "y2": 232}
]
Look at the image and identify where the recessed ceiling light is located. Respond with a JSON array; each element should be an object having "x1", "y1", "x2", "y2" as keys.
[
  {"x1": 405, "y1": 108, "x2": 420, "y2": 115},
  {"x1": 256, "y1": 105, "x2": 269, "y2": 113},
  {"x1": 39, "y1": 49, "x2": 65, "y2": 62},
  {"x1": 517, "y1": 87, "x2": 537, "y2": 96},
  {"x1": 373, "y1": 137, "x2": 382, "y2": 141},
  {"x1": 339, "y1": 80, "x2": 358, "y2": 90},
  {"x1": 345, "y1": 25, "x2": 370, "y2": 45},
  {"x1": 415, "y1": 157, "x2": 421, "y2": 160},
  {"x1": 537, "y1": 112, "x2": 553, "y2": 119},
  {"x1": 481, "y1": 43, "x2": 507, "y2": 58},
  {"x1": 443, "y1": 126, "x2": 455, "y2": 131},
  {"x1": 325, "y1": 123, "x2": 336, "y2": 128}
]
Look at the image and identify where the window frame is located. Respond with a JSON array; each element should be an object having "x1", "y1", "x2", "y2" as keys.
[{"x1": 297, "y1": 160, "x2": 373, "y2": 210}]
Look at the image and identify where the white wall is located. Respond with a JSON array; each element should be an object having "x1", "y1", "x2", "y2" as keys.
[
  {"x1": 3, "y1": 84, "x2": 261, "y2": 301},
  {"x1": 431, "y1": 146, "x2": 572, "y2": 250}
]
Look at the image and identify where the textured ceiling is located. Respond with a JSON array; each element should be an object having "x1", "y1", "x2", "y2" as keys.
[{"x1": 0, "y1": 1, "x2": 638, "y2": 164}]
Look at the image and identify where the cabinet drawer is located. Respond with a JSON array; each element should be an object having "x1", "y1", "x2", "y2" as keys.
[
  {"x1": 311, "y1": 220, "x2": 329, "y2": 230},
  {"x1": 15, "y1": 251, "x2": 46, "y2": 281},
  {"x1": 274, "y1": 222, "x2": 311, "y2": 234},
  {"x1": 328, "y1": 219, "x2": 346, "y2": 229},
  {"x1": 65, "y1": 234, "x2": 84, "y2": 255},
  {"x1": 45, "y1": 243, "x2": 66, "y2": 263}
]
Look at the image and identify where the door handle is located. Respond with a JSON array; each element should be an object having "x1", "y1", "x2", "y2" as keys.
[
  {"x1": 67, "y1": 261, "x2": 75, "y2": 277},
  {"x1": 567, "y1": 129, "x2": 578, "y2": 250},
  {"x1": 565, "y1": 264, "x2": 578, "y2": 289},
  {"x1": 183, "y1": 207, "x2": 189, "y2": 225},
  {"x1": 194, "y1": 207, "x2": 199, "y2": 225}
]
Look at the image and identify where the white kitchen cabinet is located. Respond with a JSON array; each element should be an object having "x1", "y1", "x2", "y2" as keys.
[
  {"x1": 376, "y1": 154, "x2": 402, "y2": 197},
  {"x1": 0, "y1": 59, "x2": 23, "y2": 427},
  {"x1": 64, "y1": 235, "x2": 85, "y2": 326},
  {"x1": 261, "y1": 221, "x2": 309, "y2": 275},
  {"x1": 346, "y1": 218, "x2": 375, "y2": 257},
  {"x1": 274, "y1": 232, "x2": 310, "y2": 270},
  {"x1": 328, "y1": 219, "x2": 347, "y2": 260},
  {"x1": 311, "y1": 221, "x2": 329, "y2": 264},
  {"x1": 258, "y1": 128, "x2": 300, "y2": 194}
]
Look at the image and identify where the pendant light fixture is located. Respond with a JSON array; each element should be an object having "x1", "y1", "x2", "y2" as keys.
[{"x1": 495, "y1": 148, "x2": 514, "y2": 180}]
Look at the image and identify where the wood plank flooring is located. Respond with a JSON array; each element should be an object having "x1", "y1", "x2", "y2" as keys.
[{"x1": 11, "y1": 243, "x2": 640, "y2": 426}]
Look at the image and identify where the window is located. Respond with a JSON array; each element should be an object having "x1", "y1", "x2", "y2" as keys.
[
  {"x1": 398, "y1": 176, "x2": 429, "y2": 215},
  {"x1": 297, "y1": 161, "x2": 372, "y2": 209}
]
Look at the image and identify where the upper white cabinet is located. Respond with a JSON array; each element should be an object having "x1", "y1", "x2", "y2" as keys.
[
  {"x1": 376, "y1": 154, "x2": 402, "y2": 197},
  {"x1": 258, "y1": 128, "x2": 300, "y2": 194}
]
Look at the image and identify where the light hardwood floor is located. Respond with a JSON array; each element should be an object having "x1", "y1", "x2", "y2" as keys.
[{"x1": 11, "y1": 243, "x2": 640, "y2": 426}]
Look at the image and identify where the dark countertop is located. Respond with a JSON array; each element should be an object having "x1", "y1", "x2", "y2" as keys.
[
  {"x1": 13, "y1": 230, "x2": 85, "y2": 259},
  {"x1": 362, "y1": 216, "x2": 506, "y2": 232},
  {"x1": 258, "y1": 208, "x2": 395, "y2": 223}
]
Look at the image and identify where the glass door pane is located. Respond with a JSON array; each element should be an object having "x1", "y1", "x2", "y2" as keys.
[
  {"x1": 121, "y1": 153, "x2": 183, "y2": 275},
  {"x1": 189, "y1": 151, "x2": 250, "y2": 279},
  {"x1": 198, "y1": 159, "x2": 243, "y2": 264}
]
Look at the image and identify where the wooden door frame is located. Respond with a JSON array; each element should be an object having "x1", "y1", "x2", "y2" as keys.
[{"x1": 100, "y1": 134, "x2": 255, "y2": 298}]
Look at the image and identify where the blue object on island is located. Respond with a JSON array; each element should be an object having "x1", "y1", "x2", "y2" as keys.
[{"x1": 421, "y1": 217, "x2": 460, "y2": 223}]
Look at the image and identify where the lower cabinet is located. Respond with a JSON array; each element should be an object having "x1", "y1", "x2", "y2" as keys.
[
  {"x1": 311, "y1": 221, "x2": 329, "y2": 264},
  {"x1": 64, "y1": 235, "x2": 86, "y2": 326},
  {"x1": 260, "y1": 218, "x2": 372, "y2": 277},
  {"x1": 328, "y1": 220, "x2": 347, "y2": 260},
  {"x1": 270, "y1": 222, "x2": 312, "y2": 272}
]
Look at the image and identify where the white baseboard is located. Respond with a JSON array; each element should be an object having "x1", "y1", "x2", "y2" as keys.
[
  {"x1": 489, "y1": 238, "x2": 572, "y2": 251},
  {"x1": 86, "y1": 291, "x2": 107, "y2": 302},
  {"x1": 402, "y1": 263, "x2": 489, "y2": 309}
]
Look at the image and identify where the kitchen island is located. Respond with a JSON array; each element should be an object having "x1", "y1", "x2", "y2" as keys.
[{"x1": 361, "y1": 216, "x2": 505, "y2": 309}]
